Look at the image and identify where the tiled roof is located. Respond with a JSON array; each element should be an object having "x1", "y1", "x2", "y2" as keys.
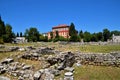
[{"x1": 52, "y1": 24, "x2": 69, "y2": 29}]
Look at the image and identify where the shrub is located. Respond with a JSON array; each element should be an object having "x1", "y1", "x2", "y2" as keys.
[{"x1": 59, "y1": 36, "x2": 68, "y2": 41}]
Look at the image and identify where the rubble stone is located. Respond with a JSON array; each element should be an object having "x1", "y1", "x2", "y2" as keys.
[
  {"x1": 1, "y1": 58, "x2": 14, "y2": 64},
  {"x1": 64, "y1": 67, "x2": 74, "y2": 72},
  {"x1": 22, "y1": 65, "x2": 31, "y2": 70},
  {"x1": 33, "y1": 71, "x2": 41, "y2": 80},
  {"x1": 0, "y1": 76, "x2": 10, "y2": 80}
]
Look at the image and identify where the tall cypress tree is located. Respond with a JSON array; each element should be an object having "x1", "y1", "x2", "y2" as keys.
[
  {"x1": 69, "y1": 23, "x2": 77, "y2": 36},
  {"x1": 50, "y1": 32, "x2": 53, "y2": 39},
  {"x1": 0, "y1": 16, "x2": 6, "y2": 37},
  {"x1": 55, "y1": 31, "x2": 59, "y2": 38},
  {"x1": 69, "y1": 23, "x2": 79, "y2": 41},
  {"x1": 17, "y1": 32, "x2": 19, "y2": 37},
  {"x1": 20, "y1": 32, "x2": 23, "y2": 37}
]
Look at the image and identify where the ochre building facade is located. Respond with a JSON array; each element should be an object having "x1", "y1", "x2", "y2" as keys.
[{"x1": 48, "y1": 24, "x2": 69, "y2": 39}]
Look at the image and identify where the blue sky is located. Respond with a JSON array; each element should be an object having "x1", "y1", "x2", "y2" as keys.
[{"x1": 0, "y1": 0, "x2": 120, "y2": 34}]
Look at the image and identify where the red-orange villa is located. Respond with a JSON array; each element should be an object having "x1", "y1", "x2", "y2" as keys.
[{"x1": 43, "y1": 24, "x2": 70, "y2": 39}]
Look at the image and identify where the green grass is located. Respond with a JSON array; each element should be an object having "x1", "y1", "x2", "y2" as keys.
[
  {"x1": 4, "y1": 43, "x2": 37, "y2": 47},
  {"x1": 74, "y1": 65, "x2": 120, "y2": 80},
  {"x1": 0, "y1": 52, "x2": 19, "y2": 60},
  {"x1": 78, "y1": 45, "x2": 120, "y2": 53},
  {"x1": 3, "y1": 42, "x2": 120, "y2": 53},
  {"x1": 53, "y1": 44, "x2": 120, "y2": 53}
]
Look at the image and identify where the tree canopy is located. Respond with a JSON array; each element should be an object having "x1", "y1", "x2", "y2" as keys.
[
  {"x1": 69, "y1": 23, "x2": 77, "y2": 36},
  {"x1": 0, "y1": 16, "x2": 15, "y2": 43},
  {"x1": 69, "y1": 22, "x2": 80, "y2": 42},
  {"x1": 0, "y1": 16, "x2": 6, "y2": 37},
  {"x1": 20, "y1": 32, "x2": 23, "y2": 37},
  {"x1": 103, "y1": 28, "x2": 110, "y2": 41},
  {"x1": 83, "y1": 31, "x2": 91, "y2": 42},
  {"x1": 50, "y1": 32, "x2": 53, "y2": 39},
  {"x1": 3, "y1": 24, "x2": 15, "y2": 42},
  {"x1": 24, "y1": 27, "x2": 39, "y2": 42}
]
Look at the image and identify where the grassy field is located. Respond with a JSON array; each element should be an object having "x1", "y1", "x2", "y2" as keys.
[
  {"x1": 0, "y1": 42, "x2": 120, "y2": 80},
  {"x1": 74, "y1": 65, "x2": 120, "y2": 80},
  {"x1": 69, "y1": 45, "x2": 120, "y2": 53},
  {"x1": 3, "y1": 42, "x2": 120, "y2": 53},
  {"x1": 0, "y1": 51, "x2": 22, "y2": 60},
  {"x1": 49, "y1": 43, "x2": 120, "y2": 53}
]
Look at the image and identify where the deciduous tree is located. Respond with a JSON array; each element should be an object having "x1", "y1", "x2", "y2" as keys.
[
  {"x1": 3, "y1": 24, "x2": 15, "y2": 42},
  {"x1": 96, "y1": 32, "x2": 103, "y2": 41},
  {"x1": 83, "y1": 31, "x2": 91, "y2": 42},
  {"x1": 103, "y1": 28, "x2": 110, "y2": 41},
  {"x1": 24, "y1": 27, "x2": 39, "y2": 42},
  {"x1": 79, "y1": 30, "x2": 84, "y2": 39}
]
